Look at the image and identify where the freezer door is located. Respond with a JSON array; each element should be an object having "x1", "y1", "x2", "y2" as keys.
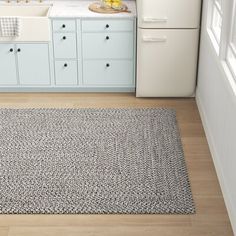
[
  {"x1": 137, "y1": 0, "x2": 202, "y2": 29},
  {"x1": 136, "y1": 29, "x2": 199, "y2": 97}
]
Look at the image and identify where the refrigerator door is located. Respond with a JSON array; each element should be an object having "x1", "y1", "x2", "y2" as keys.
[
  {"x1": 136, "y1": 29, "x2": 199, "y2": 97},
  {"x1": 137, "y1": 0, "x2": 202, "y2": 29}
]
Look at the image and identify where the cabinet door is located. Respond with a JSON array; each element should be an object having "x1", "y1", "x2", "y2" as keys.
[
  {"x1": 0, "y1": 44, "x2": 17, "y2": 85},
  {"x1": 16, "y1": 44, "x2": 51, "y2": 85},
  {"x1": 136, "y1": 29, "x2": 199, "y2": 97},
  {"x1": 137, "y1": 0, "x2": 201, "y2": 29}
]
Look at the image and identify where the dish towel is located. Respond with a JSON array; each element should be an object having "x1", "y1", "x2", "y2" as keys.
[{"x1": 0, "y1": 17, "x2": 20, "y2": 37}]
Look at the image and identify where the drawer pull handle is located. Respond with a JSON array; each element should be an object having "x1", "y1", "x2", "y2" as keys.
[
  {"x1": 17, "y1": 48, "x2": 21, "y2": 52},
  {"x1": 106, "y1": 36, "x2": 110, "y2": 40},
  {"x1": 64, "y1": 63, "x2": 68, "y2": 67},
  {"x1": 62, "y1": 36, "x2": 67, "y2": 40},
  {"x1": 106, "y1": 24, "x2": 110, "y2": 28},
  {"x1": 106, "y1": 63, "x2": 110, "y2": 67},
  {"x1": 9, "y1": 48, "x2": 13, "y2": 52},
  {"x1": 62, "y1": 24, "x2": 66, "y2": 28},
  {"x1": 142, "y1": 36, "x2": 167, "y2": 42},
  {"x1": 143, "y1": 17, "x2": 168, "y2": 23}
]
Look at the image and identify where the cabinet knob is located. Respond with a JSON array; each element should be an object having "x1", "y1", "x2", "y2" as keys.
[
  {"x1": 17, "y1": 48, "x2": 21, "y2": 52},
  {"x1": 9, "y1": 48, "x2": 13, "y2": 52},
  {"x1": 62, "y1": 24, "x2": 66, "y2": 28},
  {"x1": 106, "y1": 63, "x2": 110, "y2": 67},
  {"x1": 106, "y1": 24, "x2": 109, "y2": 28},
  {"x1": 106, "y1": 36, "x2": 110, "y2": 40},
  {"x1": 62, "y1": 36, "x2": 66, "y2": 40},
  {"x1": 64, "y1": 63, "x2": 68, "y2": 67}
]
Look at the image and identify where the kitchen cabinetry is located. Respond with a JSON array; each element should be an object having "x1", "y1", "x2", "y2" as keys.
[
  {"x1": 52, "y1": 20, "x2": 76, "y2": 32},
  {"x1": 0, "y1": 44, "x2": 18, "y2": 85},
  {"x1": 52, "y1": 19, "x2": 78, "y2": 86},
  {"x1": 17, "y1": 44, "x2": 50, "y2": 85},
  {"x1": 0, "y1": 17, "x2": 136, "y2": 92},
  {"x1": 53, "y1": 33, "x2": 77, "y2": 59},
  {"x1": 82, "y1": 19, "x2": 135, "y2": 87},
  {"x1": 83, "y1": 60, "x2": 133, "y2": 86},
  {"x1": 0, "y1": 43, "x2": 50, "y2": 86},
  {"x1": 54, "y1": 61, "x2": 78, "y2": 85},
  {"x1": 83, "y1": 32, "x2": 133, "y2": 59}
]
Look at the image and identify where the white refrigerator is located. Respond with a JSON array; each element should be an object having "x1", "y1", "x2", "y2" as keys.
[{"x1": 136, "y1": 0, "x2": 202, "y2": 97}]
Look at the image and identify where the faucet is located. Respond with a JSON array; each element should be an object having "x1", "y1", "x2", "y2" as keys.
[
  {"x1": 5, "y1": 0, "x2": 44, "y2": 3},
  {"x1": 16, "y1": 0, "x2": 30, "y2": 3}
]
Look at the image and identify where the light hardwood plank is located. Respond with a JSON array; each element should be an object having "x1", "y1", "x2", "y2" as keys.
[
  {"x1": 0, "y1": 215, "x2": 191, "y2": 227},
  {"x1": 0, "y1": 227, "x2": 8, "y2": 236},
  {"x1": 8, "y1": 226, "x2": 233, "y2": 236},
  {"x1": 0, "y1": 93, "x2": 233, "y2": 236}
]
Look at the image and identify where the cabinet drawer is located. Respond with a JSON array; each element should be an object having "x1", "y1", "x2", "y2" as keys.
[
  {"x1": 53, "y1": 20, "x2": 76, "y2": 32},
  {"x1": 83, "y1": 60, "x2": 133, "y2": 86},
  {"x1": 136, "y1": 29, "x2": 199, "y2": 97},
  {"x1": 55, "y1": 61, "x2": 78, "y2": 85},
  {"x1": 53, "y1": 33, "x2": 77, "y2": 59},
  {"x1": 137, "y1": 0, "x2": 201, "y2": 28},
  {"x1": 83, "y1": 32, "x2": 133, "y2": 59},
  {"x1": 82, "y1": 19, "x2": 133, "y2": 32}
]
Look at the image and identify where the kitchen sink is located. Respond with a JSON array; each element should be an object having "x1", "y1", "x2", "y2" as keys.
[
  {"x1": 0, "y1": 5, "x2": 52, "y2": 41},
  {"x1": 0, "y1": 5, "x2": 50, "y2": 16}
]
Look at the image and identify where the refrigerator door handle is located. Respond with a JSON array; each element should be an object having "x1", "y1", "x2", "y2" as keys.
[
  {"x1": 142, "y1": 36, "x2": 167, "y2": 43},
  {"x1": 142, "y1": 17, "x2": 168, "y2": 23}
]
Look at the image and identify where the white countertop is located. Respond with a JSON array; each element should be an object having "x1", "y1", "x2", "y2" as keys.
[
  {"x1": 0, "y1": 0, "x2": 136, "y2": 18},
  {"x1": 49, "y1": 0, "x2": 136, "y2": 18}
]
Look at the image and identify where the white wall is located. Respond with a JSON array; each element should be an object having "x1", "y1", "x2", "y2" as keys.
[{"x1": 196, "y1": 0, "x2": 236, "y2": 234}]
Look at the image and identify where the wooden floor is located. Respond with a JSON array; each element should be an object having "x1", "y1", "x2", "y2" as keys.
[{"x1": 0, "y1": 93, "x2": 233, "y2": 236}]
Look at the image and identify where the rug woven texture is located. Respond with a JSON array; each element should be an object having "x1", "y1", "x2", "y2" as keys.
[{"x1": 0, "y1": 108, "x2": 195, "y2": 214}]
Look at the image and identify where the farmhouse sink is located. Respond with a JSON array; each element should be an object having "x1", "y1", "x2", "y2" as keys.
[
  {"x1": 0, "y1": 5, "x2": 50, "y2": 16},
  {"x1": 0, "y1": 5, "x2": 52, "y2": 42}
]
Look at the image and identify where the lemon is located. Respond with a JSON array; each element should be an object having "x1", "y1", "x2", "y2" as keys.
[
  {"x1": 112, "y1": 0, "x2": 122, "y2": 9},
  {"x1": 102, "y1": 0, "x2": 112, "y2": 8}
]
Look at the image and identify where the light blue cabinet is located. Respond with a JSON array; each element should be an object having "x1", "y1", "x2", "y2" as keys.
[
  {"x1": 55, "y1": 60, "x2": 78, "y2": 85},
  {"x1": 82, "y1": 19, "x2": 135, "y2": 88},
  {"x1": 53, "y1": 33, "x2": 77, "y2": 59},
  {"x1": 0, "y1": 44, "x2": 18, "y2": 85},
  {"x1": 53, "y1": 20, "x2": 76, "y2": 32},
  {"x1": 0, "y1": 18, "x2": 135, "y2": 92},
  {"x1": 83, "y1": 60, "x2": 134, "y2": 86},
  {"x1": 83, "y1": 32, "x2": 133, "y2": 59},
  {"x1": 82, "y1": 19, "x2": 134, "y2": 32},
  {"x1": 52, "y1": 19, "x2": 79, "y2": 86},
  {"x1": 0, "y1": 43, "x2": 50, "y2": 86},
  {"x1": 17, "y1": 44, "x2": 51, "y2": 85}
]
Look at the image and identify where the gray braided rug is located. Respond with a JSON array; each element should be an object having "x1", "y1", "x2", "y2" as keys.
[{"x1": 0, "y1": 108, "x2": 195, "y2": 214}]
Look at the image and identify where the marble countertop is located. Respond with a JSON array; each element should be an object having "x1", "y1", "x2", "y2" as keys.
[
  {"x1": 0, "y1": 0, "x2": 136, "y2": 18},
  {"x1": 49, "y1": 0, "x2": 136, "y2": 18}
]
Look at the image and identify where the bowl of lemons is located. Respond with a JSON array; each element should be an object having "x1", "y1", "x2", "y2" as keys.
[{"x1": 101, "y1": 0, "x2": 123, "y2": 10}]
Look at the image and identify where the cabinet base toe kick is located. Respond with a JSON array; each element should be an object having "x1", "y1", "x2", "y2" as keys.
[{"x1": 0, "y1": 87, "x2": 136, "y2": 93}]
